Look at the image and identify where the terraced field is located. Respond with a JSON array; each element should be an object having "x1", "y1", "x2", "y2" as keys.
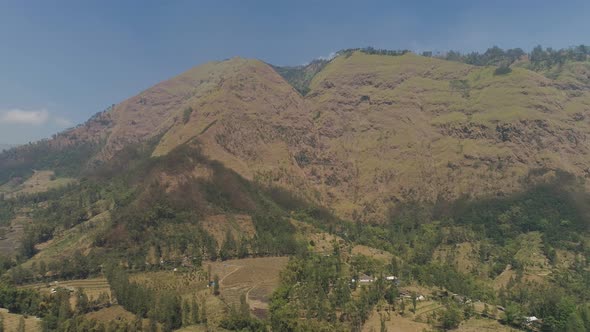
[
  {"x1": 0, "y1": 308, "x2": 41, "y2": 332},
  {"x1": 210, "y1": 257, "x2": 289, "y2": 319},
  {"x1": 0, "y1": 213, "x2": 27, "y2": 256},
  {"x1": 0, "y1": 170, "x2": 75, "y2": 199},
  {"x1": 23, "y1": 277, "x2": 111, "y2": 301}
]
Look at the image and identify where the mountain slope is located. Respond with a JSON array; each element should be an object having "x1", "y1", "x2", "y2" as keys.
[
  {"x1": 3, "y1": 52, "x2": 590, "y2": 222},
  {"x1": 1, "y1": 50, "x2": 589, "y2": 332},
  {"x1": 302, "y1": 52, "x2": 590, "y2": 220}
]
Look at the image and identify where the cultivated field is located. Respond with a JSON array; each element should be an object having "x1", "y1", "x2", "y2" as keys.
[
  {"x1": 456, "y1": 317, "x2": 516, "y2": 332},
  {"x1": 210, "y1": 257, "x2": 289, "y2": 319},
  {"x1": 0, "y1": 211, "x2": 30, "y2": 256},
  {"x1": 0, "y1": 170, "x2": 75, "y2": 198},
  {"x1": 351, "y1": 244, "x2": 393, "y2": 263},
  {"x1": 130, "y1": 270, "x2": 207, "y2": 296},
  {"x1": 22, "y1": 277, "x2": 111, "y2": 301},
  {"x1": 0, "y1": 308, "x2": 41, "y2": 332},
  {"x1": 363, "y1": 310, "x2": 430, "y2": 332},
  {"x1": 85, "y1": 305, "x2": 137, "y2": 323}
]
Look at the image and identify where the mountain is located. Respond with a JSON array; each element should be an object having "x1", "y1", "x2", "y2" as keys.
[
  {"x1": 0, "y1": 49, "x2": 589, "y2": 331},
  {"x1": 8, "y1": 51, "x2": 590, "y2": 222}
]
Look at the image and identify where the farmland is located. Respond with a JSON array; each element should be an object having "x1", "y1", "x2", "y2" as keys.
[
  {"x1": 0, "y1": 308, "x2": 41, "y2": 332},
  {"x1": 0, "y1": 209, "x2": 30, "y2": 257},
  {"x1": 0, "y1": 170, "x2": 75, "y2": 199},
  {"x1": 210, "y1": 257, "x2": 288, "y2": 319}
]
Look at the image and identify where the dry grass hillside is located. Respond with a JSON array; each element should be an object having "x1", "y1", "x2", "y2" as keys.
[
  {"x1": 9, "y1": 52, "x2": 590, "y2": 222},
  {"x1": 304, "y1": 52, "x2": 590, "y2": 221}
]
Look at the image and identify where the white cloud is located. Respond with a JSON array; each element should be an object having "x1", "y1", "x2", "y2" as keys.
[
  {"x1": 0, "y1": 109, "x2": 49, "y2": 126},
  {"x1": 0, "y1": 109, "x2": 73, "y2": 129},
  {"x1": 54, "y1": 116, "x2": 73, "y2": 127}
]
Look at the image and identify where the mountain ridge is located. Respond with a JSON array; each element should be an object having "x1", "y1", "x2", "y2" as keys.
[{"x1": 3, "y1": 51, "x2": 590, "y2": 222}]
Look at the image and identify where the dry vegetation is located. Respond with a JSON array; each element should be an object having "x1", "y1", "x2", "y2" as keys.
[
  {"x1": 0, "y1": 170, "x2": 75, "y2": 198},
  {"x1": 210, "y1": 257, "x2": 288, "y2": 319},
  {"x1": 0, "y1": 209, "x2": 31, "y2": 256},
  {"x1": 22, "y1": 277, "x2": 111, "y2": 301},
  {"x1": 200, "y1": 214, "x2": 256, "y2": 245},
  {"x1": 0, "y1": 308, "x2": 41, "y2": 332},
  {"x1": 9, "y1": 52, "x2": 590, "y2": 224}
]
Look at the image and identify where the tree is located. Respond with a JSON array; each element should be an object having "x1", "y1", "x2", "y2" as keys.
[
  {"x1": 17, "y1": 316, "x2": 25, "y2": 332},
  {"x1": 565, "y1": 312, "x2": 585, "y2": 332},
  {"x1": 503, "y1": 303, "x2": 521, "y2": 326},
  {"x1": 131, "y1": 314, "x2": 143, "y2": 332},
  {"x1": 38, "y1": 260, "x2": 46, "y2": 277},
  {"x1": 530, "y1": 45, "x2": 547, "y2": 69},
  {"x1": 440, "y1": 304, "x2": 462, "y2": 330},
  {"x1": 384, "y1": 286, "x2": 398, "y2": 310},
  {"x1": 213, "y1": 275, "x2": 220, "y2": 296},
  {"x1": 183, "y1": 299, "x2": 191, "y2": 326},
  {"x1": 237, "y1": 238, "x2": 249, "y2": 258},
  {"x1": 239, "y1": 293, "x2": 250, "y2": 318},
  {"x1": 200, "y1": 299, "x2": 208, "y2": 324},
  {"x1": 182, "y1": 107, "x2": 193, "y2": 124},
  {"x1": 494, "y1": 64, "x2": 512, "y2": 75},
  {"x1": 191, "y1": 298, "x2": 199, "y2": 324},
  {"x1": 148, "y1": 317, "x2": 157, "y2": 332},
  {"x1": 219, "y1": 229, "x2": 236, "y2": 261},
  {"x1": 75, "y1": 288, "x2": 89, "y2": 314}
]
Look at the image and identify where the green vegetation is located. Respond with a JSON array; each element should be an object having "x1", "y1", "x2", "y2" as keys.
[
  {"x1": 441, "y1": 44, "x2": 590, "y2": 73},
  {"x1": 1, "y1": 45, "x2": 590, "y2": 331},
  {"x1": 183, "y1": 106, "x2": 194, "y2": 124},
  {"x1": 270, "y1": 250, "x2": 391, "y2": 331},
  {"x1": 273, "y1": 59, "x2": 329, "y2": 95},
  {"x1": 106, "y1": 265, "x2": 182, "y2": 330},
  {"x1": 0, "y1": 140, "x2": 99, "y2": 184}
]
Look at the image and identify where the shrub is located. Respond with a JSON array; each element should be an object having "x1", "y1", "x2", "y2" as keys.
[{"x1": 494, "y1": 65, "x2": 512, "y2": 75}]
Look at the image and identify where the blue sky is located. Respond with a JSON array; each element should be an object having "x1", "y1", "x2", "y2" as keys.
[{"x1": 1, "y1": 0, "x2": 589, "y2": 144}]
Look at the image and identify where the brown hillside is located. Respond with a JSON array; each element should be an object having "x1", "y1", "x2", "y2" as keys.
[{"x1": 7, "y1": 52, "x2": 590, "y2": 222}]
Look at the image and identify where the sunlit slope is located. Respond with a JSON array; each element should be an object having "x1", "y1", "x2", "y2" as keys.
[
  {"x1": 304, "y1": 52, "x2": 590, "y2": 221},
  {"x1": 4, "y1": 52, "x2": 590, "y2": 222}
]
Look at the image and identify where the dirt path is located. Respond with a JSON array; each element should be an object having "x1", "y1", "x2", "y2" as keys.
[{"x1": 218, "y1": 264, "x2": 242, "y2": 285}]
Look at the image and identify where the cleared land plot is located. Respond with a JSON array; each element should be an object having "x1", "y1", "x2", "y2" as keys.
[
  {"x1": 456, "y1": 317, "x2": 517, "y2": 331},
  {"x1": 351, "y1": 245, "x2": 393, "y2": 262},
  {"x1": 22, "y1": 277, "x2": 111, "y2": 301},
  {"x1": 84, "y1": 305, "x2": 148, "y2": 326},
  {"x1": 0, "y1": 221, "x2": 26, "y2": 257},
  {"x1": 363, "y1": 310, "x2": 430, "y2": 332},
  {"x1": 0, "y1": 170, "x2": 75, "y2": 198},
  {"x1": 0, "y1": 308, "x2": 41, "y2": 332},
  {"x1": 130, "y1": 268, "x2": 226, "y2": 325},
  {"x1": 130, "y1": 270, "x2": 207, "y2": 296},
  {"x1": 210, "y1": 257, "x2": 288, "y2": 319},
  {"x1": 23, "y1": 211, "x2": 111, "y2": 270}
]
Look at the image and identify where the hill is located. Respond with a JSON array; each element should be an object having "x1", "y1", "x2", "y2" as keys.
[
  {"x1": 0, "y1": 48, "x2": 589, "y2": 331},
  {"x1": 5, "y1": 51, "x2": 590, "y2": 223}
]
